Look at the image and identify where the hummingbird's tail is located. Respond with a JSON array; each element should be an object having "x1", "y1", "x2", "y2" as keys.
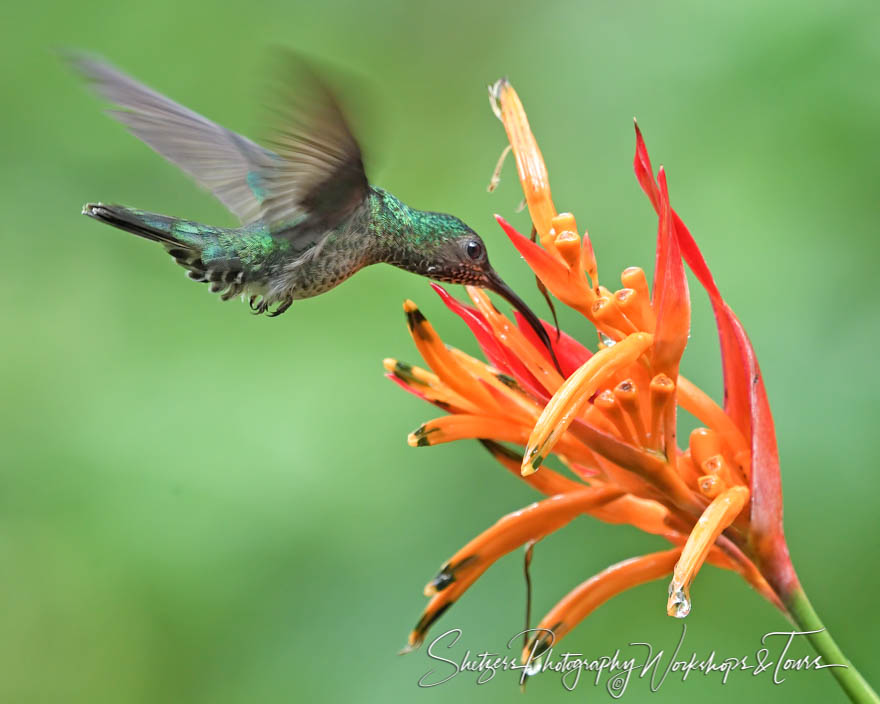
[
  {"x1": 83, "y1": 203, "x2": 185, "y2": 245},
  {"x1": 82, "y1": 203, "x2": 247, "y2": 301}
]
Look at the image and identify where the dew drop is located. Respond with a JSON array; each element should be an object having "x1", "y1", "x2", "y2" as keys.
[
  {"x1": 598, "y1": 332, "x2": 616, "y2": 348},
  {"x1": 525, "y1": 657, "x2": 543, "y2": 677},
  {"x1": 667, "y1": 581, "x2": 692, "y2": 619}
]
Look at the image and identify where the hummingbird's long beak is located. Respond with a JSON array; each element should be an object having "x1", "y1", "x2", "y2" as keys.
[{"x1": 484, "y1": 270, "x2": 563, "y2": 375}]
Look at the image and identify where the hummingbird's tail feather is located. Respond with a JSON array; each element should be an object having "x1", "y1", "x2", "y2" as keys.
[
  {"x1": 82, "y1": 203, "x2": 184, "y2": 245},
  {"x1": 82, "y1": 203, "x2": 248, "y2": 301}
]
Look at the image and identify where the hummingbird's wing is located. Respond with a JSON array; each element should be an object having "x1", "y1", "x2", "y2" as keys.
[
  {"x1": 257, "y1": 52, "x2": 370, "y2": 236},
  {"x1": 72, "y1": 53, "x2": 370, "y2": 238},
  {"x1": 70, "y1": 54, "x2": 275, "y2": 225}
]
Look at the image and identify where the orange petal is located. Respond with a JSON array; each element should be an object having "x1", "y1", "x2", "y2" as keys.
[
  {"x1": 677, "y1": 376, "x2": 750, "y2": 477},
  {"x1": 383, "y1": 358, "x2": 479, "y2": 413},
  {"x1": 667, "y1": 485, "x2": 750, "y2": 617},
  {"x1": 619, "y1": 267, "x2": 656, "y2": 332},
  {"x1": 489, "y1": 79, "x2": 557, "y2": 247},
  {"x1": 406, "y1": 488, "x2": 623, "y2": 649},
  {"x1": 466, "y1": 286, "x2": 565, "y2": 392},
  {"x1": 586, "y1": 493, "x2": 680, "y2": 538},
  {"x1": 409, "y1": 414, "x2": 595, "y2": 466},
  {"x1": 403, "y1": 300, "x2": 499, "y2": 413},
  {"x1": 495, "y1": 215, "x2": 597, "y2": 317},
  {"x1": 522, "y1": 333, "x2": 654, "y2": 475},
  {"x1": 523, "y1": 548, "x2": 683, "y2": 660},
  {"x1": 479, "y1": 440, "x2": 586, "y2": 496},
  {"x1": 447, "y1": 347, "x2": 543, "y2": 421}
]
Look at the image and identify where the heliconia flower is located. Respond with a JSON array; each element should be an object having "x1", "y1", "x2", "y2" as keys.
[{"x1": 386, "y1": 79, "x2": 877, "y2": 701}]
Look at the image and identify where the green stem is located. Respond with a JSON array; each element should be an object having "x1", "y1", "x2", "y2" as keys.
[{"x1": 785, "y1": 587, "x2": 879, "y2": 704}]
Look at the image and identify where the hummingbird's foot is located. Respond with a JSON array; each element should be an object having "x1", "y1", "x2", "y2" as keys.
[
  {"x1": 249, "y1": 295, "x2": 268, "y2": 315},
  {"x1": 267, "y1": 298, "x2": 293, "y2": 318},
  {"x1": 249, "y1": 295, "x2": 293, "y2": 317}
]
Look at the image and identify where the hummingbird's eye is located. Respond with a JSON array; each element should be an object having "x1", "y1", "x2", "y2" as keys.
[{"x1": 465, "y1": 239, "x2": 484, "y2": 261}]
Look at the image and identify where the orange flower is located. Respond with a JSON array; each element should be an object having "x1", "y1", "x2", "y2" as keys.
[{"x1": 386, "y1": 78, "x2": 877, "y2": 701}]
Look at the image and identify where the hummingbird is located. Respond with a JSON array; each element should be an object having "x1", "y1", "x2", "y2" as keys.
[{"x1": 72, "y1": 53, "x2": 559, "y2": 366}]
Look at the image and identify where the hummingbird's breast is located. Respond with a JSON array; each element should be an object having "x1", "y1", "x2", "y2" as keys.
[{"x1": 263, "y1": 214, "x2": 378, "y2": 302}]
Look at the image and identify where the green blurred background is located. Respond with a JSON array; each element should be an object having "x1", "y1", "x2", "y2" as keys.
[{"x1": 1, "y1": 0, "x2": 878, "y2": 701}]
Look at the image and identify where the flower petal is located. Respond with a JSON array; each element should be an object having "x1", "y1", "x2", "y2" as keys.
[
  {"x1": 383, "y1": 359, "x2": 478, "y2": 413},
  {"x1": 667, "y1": 485, "x2": 749, "y2": 617},
  {"x1": 467, "y1": 286, "x2": 563, "y2": 394},
  {"x1": 651, "y1": 168, "x2": 690, "y2": 382},
  {"x1": 632, "y1": 126, "x2": 791, "y2": 593},
  {"x1": 632, "y1": 124, "x2": 748, "y2": 437},
  {"x1": 495, "y1": 215, "x2": 595, "y2": 315},
  {"x1": 522, "y1": 333, "x2": 654, "y2": 474},
  {"x1": 403, "y1": 300, "x2": 500, "y2": 413},
  {"x1": 431, "y1": 283, "x2": 547, "y2": 399},
  {"x1": 523, "y1": 548, "x2": 683, "y2": 661},
  {"x1": 409, "y1": 414, "x2": 596, "y2": 466},
  {"x1": 489, "y1": 79, "x2": 557, "y2": 246},
  {"x1": 479, "y1": 439, "x2": 587, "y2": 495},
  {"x1": 405, "y1": 488, "x2": 623, "y2": 650},
  {"x1": 512, "y1": 311, "x2": 593, "y2": 378},
  {"x1": 633, "y1": 120, "x2": 661, "y2": 211}
]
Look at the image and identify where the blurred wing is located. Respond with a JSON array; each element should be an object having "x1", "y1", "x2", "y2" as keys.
[
  {"x1": 258, "y1": 53, "x2": 369, "y2": 234},
  {"x1": 70, "y1": 53, "x2": 275, "y2": 225},
  {"x1": 72, "y1": 53, "x2": 370, "y2": 237}
]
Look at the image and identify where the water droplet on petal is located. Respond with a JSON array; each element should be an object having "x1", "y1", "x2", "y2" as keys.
[
  {"x1": 599, "y1": 332, "x2": 616, "y2": 348},
  {"x1": 667, "y1": 580, "x2": 691, "y2": 619},
  {"x1": 525, "y1": 657, "x2": 543, "y2": 677}
]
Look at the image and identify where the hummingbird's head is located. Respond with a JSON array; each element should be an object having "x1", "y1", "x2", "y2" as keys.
[{"x1": 408, "y1": 213, "x2": 561, "y2": 372}]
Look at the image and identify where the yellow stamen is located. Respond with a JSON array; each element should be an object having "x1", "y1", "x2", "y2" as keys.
[
  {"x1": 522, "y1": 333, "x2": 653, "y2": 475},
  {"x1": 666, "y1": 485, "x2": 749, "y2": 618}
]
